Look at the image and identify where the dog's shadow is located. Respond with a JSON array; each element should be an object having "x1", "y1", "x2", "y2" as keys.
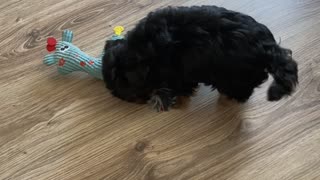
[
  {"x1": 174, "y1": 88, "x2": 247, "y2": 142},
  {"x1": 115, "y1": 85, "x2": 249, "y2": 148}
]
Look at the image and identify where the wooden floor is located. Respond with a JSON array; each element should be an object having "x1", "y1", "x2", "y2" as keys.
[{"x1": 1, "y1": 0, "x2": 320, "y2": 179}]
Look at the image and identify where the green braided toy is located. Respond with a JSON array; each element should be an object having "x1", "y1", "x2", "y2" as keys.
[{"x1": 43, "y1": 26, "x2": 124, "y2": 79}]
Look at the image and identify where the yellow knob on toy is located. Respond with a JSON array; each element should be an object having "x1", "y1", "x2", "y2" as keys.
[{"x1": 114, "y1": 26, "x2": 124, "y2": 36}]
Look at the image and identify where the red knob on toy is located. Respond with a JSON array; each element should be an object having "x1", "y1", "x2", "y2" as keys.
[{"x1": 46, "y1": 37, "x2": 57, "y2": 52}]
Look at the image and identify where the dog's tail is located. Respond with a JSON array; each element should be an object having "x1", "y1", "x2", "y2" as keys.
[{"x1": 266, "y1": 45, "x2": 298, "y2": 101}]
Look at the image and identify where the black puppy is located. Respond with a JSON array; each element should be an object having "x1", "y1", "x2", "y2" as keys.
[{"x1": 102, "y1": 6, "x2": 298, "y2": 111}]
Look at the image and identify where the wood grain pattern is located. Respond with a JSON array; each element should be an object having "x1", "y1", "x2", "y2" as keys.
[{"x1": 1, "y1": 0, "x2": 320, "y2": 179}]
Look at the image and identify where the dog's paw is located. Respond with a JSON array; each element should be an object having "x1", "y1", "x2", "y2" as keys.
[
  {"x1": 149, "y1": 88, "x2": 176, "y2": 112},
  {"x1": 149, "y1": 95, "x2": 165, "y2": 112}
]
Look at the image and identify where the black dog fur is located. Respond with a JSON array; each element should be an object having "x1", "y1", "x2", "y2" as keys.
[{"x1": 102, "y1": 6, "x2": 298, "y2": 111}]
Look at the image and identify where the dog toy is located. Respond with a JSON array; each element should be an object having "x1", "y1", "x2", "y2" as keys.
[{"x1": 43, "y1": 26, "x2": 125, "y2": 79}]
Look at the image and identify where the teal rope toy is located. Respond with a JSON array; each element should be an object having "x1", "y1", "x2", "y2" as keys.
[{"x1": 43, "y1": 26, "x2": 125, "y2": 79}]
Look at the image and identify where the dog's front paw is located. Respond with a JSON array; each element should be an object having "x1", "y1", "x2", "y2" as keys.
[{"x1": 149, "y1": 88, "x2": 176, "y2": 112}]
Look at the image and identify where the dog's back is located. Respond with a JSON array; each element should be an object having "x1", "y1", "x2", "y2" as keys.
[{"x1": 134, "y1": 6, "x2": 298, "y2": 101}]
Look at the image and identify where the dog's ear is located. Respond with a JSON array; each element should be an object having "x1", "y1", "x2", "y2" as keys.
[
  {"x1": 102, "y1": 48, "x2": 118, "y2": 90},
  {"x1": 103, "y1": 39, "x2": 126, "y2": 80},
  {"x1": 107, "y1": 52, "x2": 117, "y2": 81}
]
